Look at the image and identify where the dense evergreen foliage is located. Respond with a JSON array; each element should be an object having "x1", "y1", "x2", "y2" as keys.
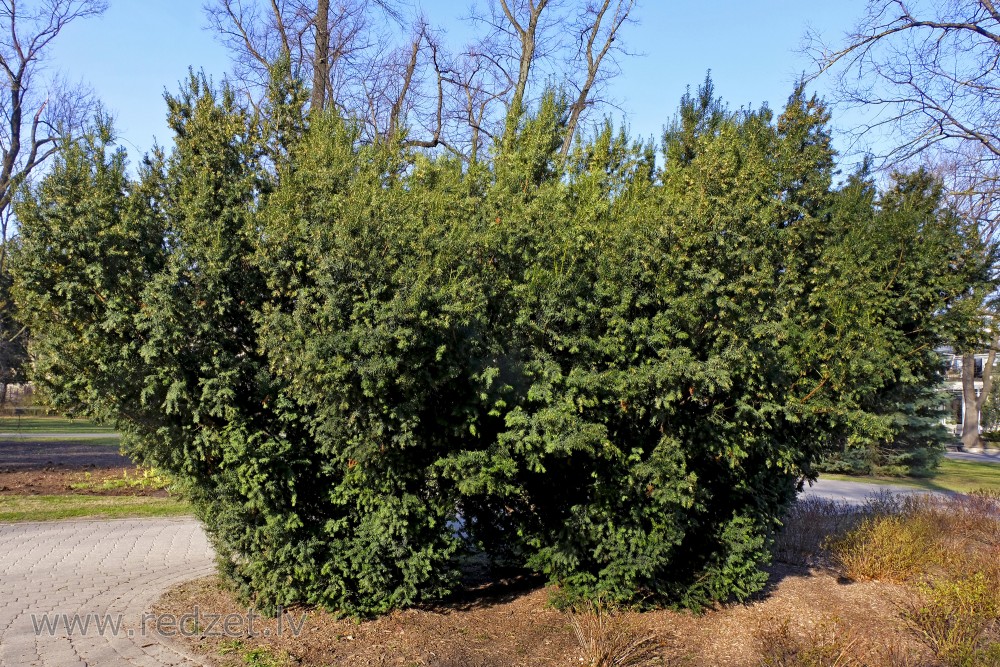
[{"x1": 10, "y1": 74, "x2": 990, "y2": 615}]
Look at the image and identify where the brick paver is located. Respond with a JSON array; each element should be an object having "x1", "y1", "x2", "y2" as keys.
[{"x1": 0, "y1": 518, "x2": 215, "y2": 666}]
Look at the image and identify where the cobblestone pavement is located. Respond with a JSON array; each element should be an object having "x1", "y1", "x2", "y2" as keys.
[{"x1": 0, "y1": 518, "x2": 215, "y2": 666}]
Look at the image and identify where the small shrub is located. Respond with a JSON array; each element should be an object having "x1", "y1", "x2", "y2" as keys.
[
  {"x1": 829, "y1": 512, "x2": 941, "y2": 582},
  {"x1": 241, "y1": 647, "x2": 291, "y2": 667},
  {"x1": 904, "y1": 572, "x2": 1000, "y2": 667},
  {"x1": 217, "y1": 639, "x2": 244, "y2": 656},
  {"x1": 773, "y1": 499, "x2": 858, "y2": 566}
]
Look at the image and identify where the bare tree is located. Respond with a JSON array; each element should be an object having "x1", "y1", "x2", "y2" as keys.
[
  {"x1": 935, "y1": 147, "x2": 1000, "y2": 449},
  {"x1": 808, "y1": 0, "x2": 1000, "y2": 171},
  {"x1": 205, "y1": 0, "x2": 403, "y2": 113},
  {"x1": 450, "y1": 0, "x2": 637, "y2": 158},
  {"x1": 207, "y1": 1, "x2": 639, "y2": 161},
  {"x1": 310, "y1": 0, "x2": 329, "y2": 112},
  {"x1": 459, "y1": 0, "x2": 560, "y2": 147},
  {"x1": 441, "y1": 47, "x2": 502, "y2": 162},
  {"x1": 498, "y1": 0, "x2": 550, "y2": 116},
  {"x1": 383, "y1": 21, "x2": 447, "y2": 148},
  {"x1": 205, "y1": 0, "x2": 453, "y2": 147},
  {"x1": 809, "y1": 1, "x2": 1000, "y2": 449},
  {"x1": 0, "y1": 0, "x2": 106, "y2": 223}
]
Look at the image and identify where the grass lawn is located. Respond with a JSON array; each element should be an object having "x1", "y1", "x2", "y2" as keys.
[
  {"x1": 824, "y1": 457, "x2": 1000, "y2": 494},
  {"x1": 0, "y1": 494, "x2": 192, "y2": 522},
  {"x1": 0, "y1": 416, "x2": 116, "y2": 434}
]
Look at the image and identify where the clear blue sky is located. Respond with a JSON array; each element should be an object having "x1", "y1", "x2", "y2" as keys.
[{"x1": 46, "y1": 1, "x2": 867, "y2": 160}]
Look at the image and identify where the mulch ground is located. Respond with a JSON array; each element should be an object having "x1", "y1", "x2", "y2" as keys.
[
  {"x1": 0, "y1": 439, "x2": 166, "y2": 496},
  {"x1": 156, "y1": 564, "x2": 931, "y2": 666}
]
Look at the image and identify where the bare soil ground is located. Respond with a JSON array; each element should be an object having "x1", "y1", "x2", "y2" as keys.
[
  {"x1": 0, "y1": 439, "x2": 164, "y2": 496},
  {"x1": 156, "y1": 564, "x2": 930, "y2": 666}
]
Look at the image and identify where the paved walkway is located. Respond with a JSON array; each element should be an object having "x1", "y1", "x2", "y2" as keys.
[
  {"x1": 0, "y1": 518, "x2": 215, "y2": 666},
  {"x1": 944, "y1": 450, "x2": 1000, "y2": 464},
  {"x1": 0, "y1": 433, "x2": 120, "y2": 440},
  {"x1": 799, "y1": 478, "x2": 940, "y2": 505}
]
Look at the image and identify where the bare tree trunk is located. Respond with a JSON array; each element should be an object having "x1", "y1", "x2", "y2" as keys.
[
  {"x1": 973, "y1": 331, "x2": 1000, "y2": 442},
  {"x1": 498, "y1": 0, "x2": 549, "y2": 118},
  {"x1": 962, "y1": 352, "x2": 982, "y2": 449},
  {"x1": 311, "y1": 0, "x2": 331, "y2": 113}
]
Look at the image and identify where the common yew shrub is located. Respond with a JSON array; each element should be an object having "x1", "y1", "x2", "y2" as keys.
[{"x1": 11, "y1": 76, "x2": 990, "y2": 615}]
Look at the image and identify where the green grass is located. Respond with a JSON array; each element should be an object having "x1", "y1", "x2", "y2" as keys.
[
  {"x1": 0, "y1": 494, "x2": 192, "y2": 522},
  {"x1": 0, "y1": 416, "x2": 115, "y2": 434},
  {"x1": 824, "y1": 458, "x2": 1000, "y2": 494}
]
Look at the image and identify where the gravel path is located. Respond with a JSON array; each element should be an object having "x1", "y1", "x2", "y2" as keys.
[{"x1": 0, "y1": 518, "x2": 215, "y2": 666}]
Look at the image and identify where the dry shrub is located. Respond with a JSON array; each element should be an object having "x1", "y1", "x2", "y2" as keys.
[
  {"x1": 904, "y1": 572, "x2": 1000, "y2": 667},
  {"x1": 774, "y1": 499, "x2": 859, "y2": 566},
  {"x1": 829, "y1": 512, "x2": 941, "y2": 582},
  {"x1": 926, "y1": 492, "x2": 1000, "y2": 562},
  {"x1": 828, "y1": 493, "x2": 953, "y2": 583},
  {"x1": 568, "y1": 603, "x2": 670, "y2": 667},
  {"x1": 756, "y1": 616, "x2": 920, "y2": 667},
  {"x1": 828, "y1": 490, "x2": 1000, "y2": 665}
]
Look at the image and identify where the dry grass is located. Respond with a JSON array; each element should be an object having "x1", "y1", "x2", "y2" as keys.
[
  {"x1": 755, "y1": 616, "x2": 922, "y2": 667},
  {"x1": 568, "y1": 602, "x2": 670, "y2": 667}
]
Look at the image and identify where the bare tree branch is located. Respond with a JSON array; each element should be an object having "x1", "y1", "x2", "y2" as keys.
[
  {"x1": 0, "y1": 0, "x2": 106, "y2": 225},
  {"x1": 560, "y1": 0, "x2": 634, "y2": 156}
]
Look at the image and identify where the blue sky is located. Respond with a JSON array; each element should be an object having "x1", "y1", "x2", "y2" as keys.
[{"x1": 46, "y1": 1, "x2": 867, "y2": 160}]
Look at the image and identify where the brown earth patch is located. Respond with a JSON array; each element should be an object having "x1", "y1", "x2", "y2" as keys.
[
  {"x1": 154, "y1": 565, "x2": 930, "y2": 666},
  {"x1": 0, "y1": 439, "x2": 167, "y2": 496},
  {"x1": 0, "y1": 467, "x2": 168, "y2": 496}
]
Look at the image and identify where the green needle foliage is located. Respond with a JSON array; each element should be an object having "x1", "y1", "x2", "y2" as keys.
[{"x1": 10, "y1": 72, "x2": 991, "y2": 616}]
